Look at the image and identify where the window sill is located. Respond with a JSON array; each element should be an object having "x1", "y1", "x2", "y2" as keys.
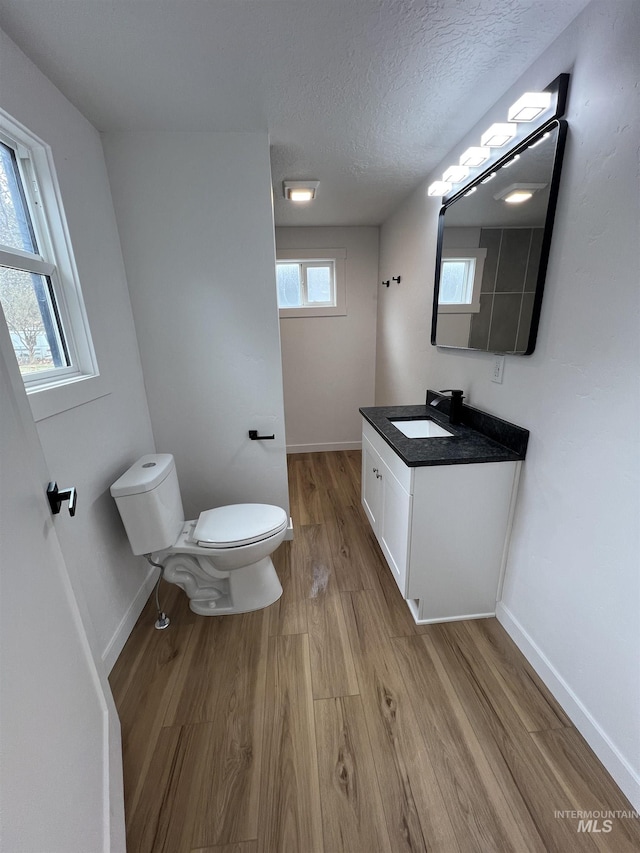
[
  {"x1": 28, "y1": 373, "x2": 110, "y2": 422},
  {"x1": 279, "y1": 304, "x2": 346, "y2": 318}
]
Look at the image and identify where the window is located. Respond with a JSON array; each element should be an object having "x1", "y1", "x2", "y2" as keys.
[
  {"x1": 438, "y1": 248, "x2": 486, "y2": 313},
  {"x1": 0, "y1": 112, "x2": 97, "y2": 403},
  {"x1": 276, "y1": 248, "x2": 346, "y2": 317}
]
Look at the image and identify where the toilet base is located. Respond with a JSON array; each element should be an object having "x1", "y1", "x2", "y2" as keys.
[{"x1": 162, "y1": 553, "x2": 282, "y2": 615}]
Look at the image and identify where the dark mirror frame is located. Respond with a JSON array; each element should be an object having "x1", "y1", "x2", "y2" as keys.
[{"x1": 431, "y1": 74, "x2": 569, "y2": 355}]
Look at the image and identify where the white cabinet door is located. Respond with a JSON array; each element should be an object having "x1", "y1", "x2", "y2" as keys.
[
  {"x1": 379, "y1": 466, "x2": 412, "y2": 595},
  {"x1": 362, "y1": 435, "x2": 383, "y2": 529}
]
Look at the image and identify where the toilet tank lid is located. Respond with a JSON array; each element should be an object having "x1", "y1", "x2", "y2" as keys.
[{"x1": 110, "y1": 454, "x2": 175, "y2": 498}]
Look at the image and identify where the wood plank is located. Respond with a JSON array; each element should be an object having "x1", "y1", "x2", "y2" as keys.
[
  {"x1": 109, "y1": 581, "x2": 189, "y2": 703},
  {"x1": 314, "y1": 695, "x2": 392, "y2": 853},
  {"x1": 258, "y1": 633, "x2": 323, "y2": 853},
  {"x1": 531, "y1": 727, "x2": 640, "y2": 853},
  {"x1": 302, "y1": 524, "x2": 359, "y2": 699},
  {"x1": 321, "y1": 450, "x2": 361, "y2": 508},
  {"x1": 428, "y1": 620, "x2": 600, "y2": 852},
  {"x1": 191, "y1": 844, "x2": 257, "y2": 853},
  {"x1": 182, "y1": 612, "x2": 269, "y2": 848},
  {"x1": 294, "y1": 453, "x2": 324, "y2": 525},
  {"x1": 393, "y1": 633, "x2": 547, "y2": 852},
  {"x1": 268, "y1": 539, "x2": 308, "y2": 636},
  {"x1": 110, "y1": 584, "x2": 197, "y2": 819},
  {"x1": 126, "y1": 723, "x2": 199, "y2": 853},
  {"x1": 349, "y1": 507, "x2": 427, "y2": 636},
  {"x1": 342, "y1": 589, "x2": 460, "y2": 853},
  {"x1": 470, "y1": 618, "x2": 571, "y2": 732},
  {"x1": 164, "y1": 607, "x2": 268, "y2": 729}
]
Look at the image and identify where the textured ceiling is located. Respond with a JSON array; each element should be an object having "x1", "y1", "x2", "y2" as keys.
[{"x1": 0, "y1": 0, "x2": 590, "y2": 226}]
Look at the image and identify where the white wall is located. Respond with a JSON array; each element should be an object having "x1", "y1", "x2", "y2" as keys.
[
  {"x1": 0, "y1": 28, "x2": 156, "y2": 669},
  {"x1": 276, "y1": 227, "x2": 379, "y2": 451},
  {"x1": 376, "y1": 0, "x2": 640, "y2": 807},
  {"x1": 103, "y1": 132, "x2": 289, "y2": 520}
]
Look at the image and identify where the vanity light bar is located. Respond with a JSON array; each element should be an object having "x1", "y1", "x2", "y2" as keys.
[
  {"x1": 428, "y1": 180, "x2": 452, "y2": 197},
  {"x1": 459, "y1": 146, "x2": 490, "y2": 167},
  {"x1": 508, "y1": 91, "x2": 552, "y2": 122},
  {"x1": 480, "y1": 123, "x2": 518, "y2": 147},
  {"x1": 501, "y1": 154, "x2": 521, "y2": 169},
  {"x1": 442, "y1": 165, "x2": 469, "y2": 184}
]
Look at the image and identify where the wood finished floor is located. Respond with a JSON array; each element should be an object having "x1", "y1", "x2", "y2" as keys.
[{"x1": 110, "y1": 450, "x2": 639, "y2": 853}]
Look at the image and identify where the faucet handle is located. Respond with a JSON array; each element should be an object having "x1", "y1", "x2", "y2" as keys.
[{"x1": 439, "y1": 388, "x2": 464, "y2": 399}]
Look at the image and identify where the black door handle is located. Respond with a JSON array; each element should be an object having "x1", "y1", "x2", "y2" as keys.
[
  {"x1": 47, "y1": 482, "x2": 77, "y2": 516},
  {"x1": 248, "y1": 430, "x2": 275, "y2": 440}
]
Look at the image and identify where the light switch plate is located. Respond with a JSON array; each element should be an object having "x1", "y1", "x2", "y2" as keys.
[{"x1": 491, "y1": 355, "x2": 505, "y2": 383}]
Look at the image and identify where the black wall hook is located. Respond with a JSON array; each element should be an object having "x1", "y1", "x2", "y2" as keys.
[
  {"x1": 392, "y1": 275, "x2": 402, "y2": 284},
  {"x1": 381, "y1": 280, "x2": 390, "y2": 287}
]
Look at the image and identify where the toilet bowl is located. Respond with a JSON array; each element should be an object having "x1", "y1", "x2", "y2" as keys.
[{"x1": 110, "y1": 454, "x2": 287, "y2": 615}]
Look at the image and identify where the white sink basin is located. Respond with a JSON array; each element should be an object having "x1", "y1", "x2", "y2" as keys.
[{"x1": 390, "y1": 418, "x2": 454, "y2": 439}]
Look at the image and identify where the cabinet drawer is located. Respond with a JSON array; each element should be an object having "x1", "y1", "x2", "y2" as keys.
[{"x1": 362, "y1": 419, "x2": 414, "y2": 493}]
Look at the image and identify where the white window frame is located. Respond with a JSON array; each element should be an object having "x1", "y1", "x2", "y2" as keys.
[
  {"x1": 0, "y1": 109, "x2": 102, "y2": 420},
  {"x1": 276, "y1": 248, "x2": 347, "y2": 317},
  {"x1": 438, "y1": 247, "x2": 486, "y2": 314}
]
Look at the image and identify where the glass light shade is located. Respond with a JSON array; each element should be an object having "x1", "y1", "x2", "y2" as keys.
[
  {"x1": 428, "y1": 180, "x2": 452, "y2": 197},
  {"x1": 504, "y1": 191, "x2": 534, "y2": 204},
  {"x1": 288, "y1": 189, "x2": 314, "y2": 202},
  {"x1": 508, "y1": 92, "x2": 552, "y2": 122},
  {"x1": 480, "y1": 123, "x2": 517, "y2": 147},
  {"x1": 459, "y1": 146, "x2": 490, "y2": 167},
  {"x1": 442, "y1": 165, "x2": 469, "y2": 184}
]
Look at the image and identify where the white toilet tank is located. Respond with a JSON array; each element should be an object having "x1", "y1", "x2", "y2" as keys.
[{"x1": 110, "y1": 454, "x2": 185, "y2": 555}]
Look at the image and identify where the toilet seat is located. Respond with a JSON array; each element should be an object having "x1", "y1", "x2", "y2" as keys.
[{"x1": 194, "y1": 503, "x2": 288, "y2": 549}]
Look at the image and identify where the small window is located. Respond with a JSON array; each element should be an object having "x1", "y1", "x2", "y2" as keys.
[
  {"x1": 438, "y1": 248, "x2": 486, "y2": 314},
  {"x1": 277, "y1": 261, "x2": 334, "y2": 309},
  {"x1": 0, "y1": 113, "x2": 97, "y2": 398},
  {"x1": 276, "y1": 248, "x2": 346, "y2": 317}
]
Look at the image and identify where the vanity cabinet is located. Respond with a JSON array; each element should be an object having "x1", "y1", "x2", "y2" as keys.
[
  {"x1": 361, "y1": 418, "x2": 521, "y2": 624},
  {"x1": 362, "y1": 432, "x2": 412, "y2": 592}
]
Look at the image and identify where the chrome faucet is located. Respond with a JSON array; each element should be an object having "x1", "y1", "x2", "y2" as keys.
[{"x1": 438, "y1": 389, "x2": 465, "y2": 425}]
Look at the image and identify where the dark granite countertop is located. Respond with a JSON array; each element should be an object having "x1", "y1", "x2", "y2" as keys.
[{"x1": 360, "y1": 391, "x2": 529, "y2": 467}]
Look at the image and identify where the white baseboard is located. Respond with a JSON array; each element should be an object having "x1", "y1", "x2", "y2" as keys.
[
  {"x1": 102, "y1": 565, "x2": 158, "y2": 674},
  {"x1": 286, "y1": 441, "x2": 361, "y2": 454},
  {"x1": 284, "y1": 517, "x2": 294, "y2": 541},
  {"x1": 496, "y1": 602, "x2": 640, "y2": 810}
]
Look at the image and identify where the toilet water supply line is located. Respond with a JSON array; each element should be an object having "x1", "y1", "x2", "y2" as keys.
[{"x1": 145, "y1": 554, "x2": 171, "y2": 630}]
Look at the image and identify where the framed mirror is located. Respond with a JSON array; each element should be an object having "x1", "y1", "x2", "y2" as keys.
[{"x1": 431, "y1": 118, "x2": 568, "y2": 354}]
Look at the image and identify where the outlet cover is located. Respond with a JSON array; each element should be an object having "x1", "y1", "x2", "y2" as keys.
[{"x1": 492, "y1": 355, "x2": 505, "y2": 383}]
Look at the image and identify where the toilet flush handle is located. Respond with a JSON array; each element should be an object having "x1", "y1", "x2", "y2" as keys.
[{"x1": 248, "y1": 430, "x2": 275, "y2": 441}]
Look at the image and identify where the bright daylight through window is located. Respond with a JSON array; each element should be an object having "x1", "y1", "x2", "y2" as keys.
[
  {"x1": 276, "y1": 261, "x2": 335, "y2": 309},
  {"x1": 0, "y1": 117, "x2": 95, "y2": 393},
  {"x1": 275, "y1": 248, "x2": 347, "y2": 318}
]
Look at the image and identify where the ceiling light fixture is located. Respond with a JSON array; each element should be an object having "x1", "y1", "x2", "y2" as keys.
[
  {"x1": 283, "y1": 180, "x2": 319, "y2": 202},
  {"x1": 480, "y1": 123, "x2": 517, "y2": 147},
  {"x1": 508, "y1": 91, "x2": 552, "y2": 122},
  {"x1": 494, "y1": 182, "x2": 547, "y2": 204},
  {"x1": 459, "y1": 147, "x2": 490, "y2": 168}
]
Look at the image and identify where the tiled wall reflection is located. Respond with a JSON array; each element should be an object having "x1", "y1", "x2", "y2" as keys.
[{"x1": 469, "y1": 227, "x2": 543, "y2": 353}]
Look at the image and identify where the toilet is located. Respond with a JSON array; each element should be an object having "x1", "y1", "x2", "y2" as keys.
[{"x1": 110, "y1": 453, "x2": 287, "y2": 615}]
